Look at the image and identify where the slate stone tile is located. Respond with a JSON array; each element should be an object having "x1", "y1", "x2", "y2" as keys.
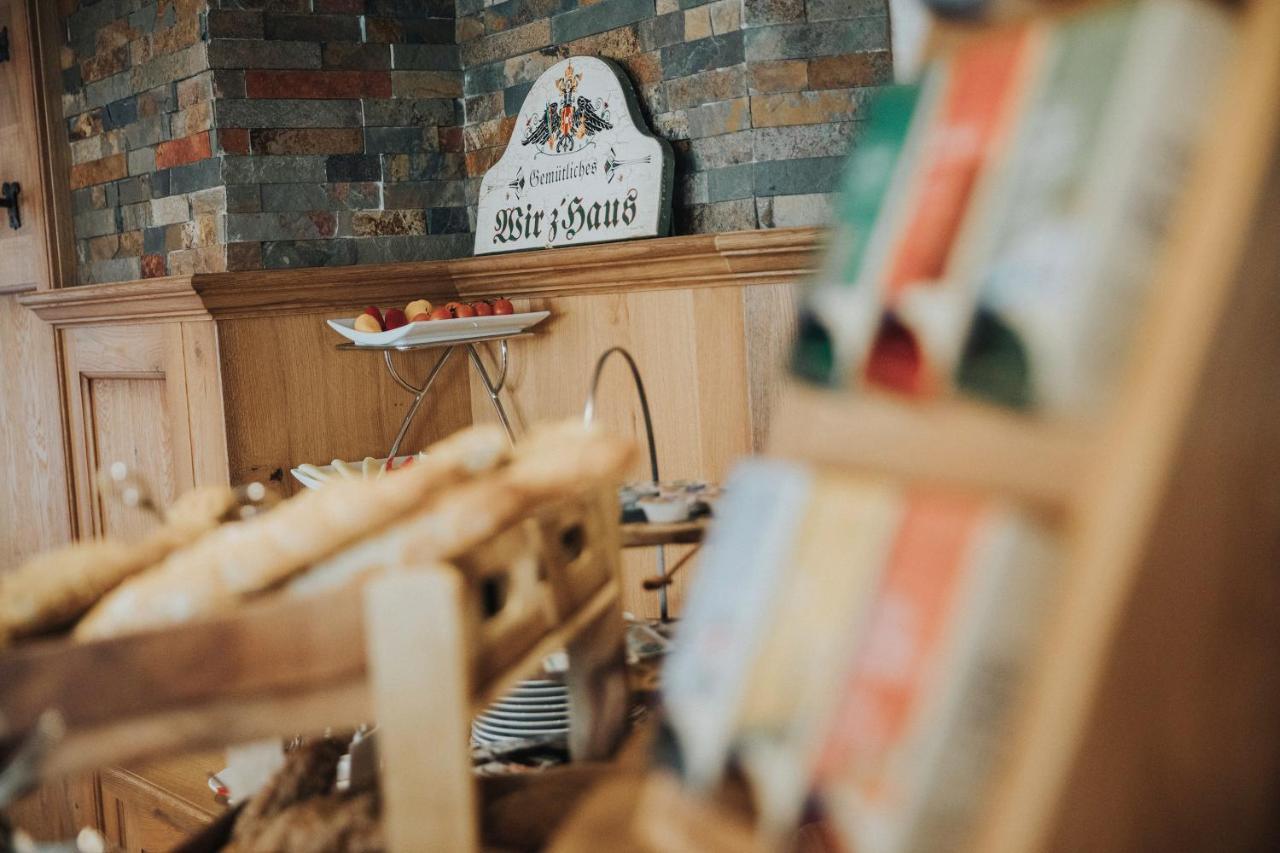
[
  {"x1": 392, "y1": 44, "x2": 461, "y2": 71},
  {"x1": 753, "y1": 155, "x2": 846, "y2": 196},
  {"x1": 365, "y1": 17, "x2": 455, "y2": 44},
  {"x1": 216, "y1": 99, "x2": 363, "y2": 128},
  {"x1": 364, "y1": 126, "x2": 425, "y2": 154},
  {"x1": 754, "y1": 122, "x2": 856, "y2": 160},
  {"x1": 206, "y1": 9, "x2": 264, "y2": 38},
  {"x1": 503, "y1": 81, "x2": 534, "y2": 115},
  {"x1": 326, "y1": 154, "x2": 382, "y2": 182},
  {"x1": 639, "y1": 11, "x2": 684, "y2": 52},
  {"x1": 363, "y1": 98, "x2": 459, "y2": 126},
  {"x1": 260, "y1": 182, "x2": 381, "y2": 211},
  {"x1": 324, "y1": 43, "x2": 393, "y2": 70},
  {"x1": 382, "y1": 180, "x2": 467, "y2": 208},
  {"x1": 263, "y1": 239, "x2": 358, "y2": 268},
  {"x1": 676, "y1": 198, "x2": 757, "y2": 232},
  {"x1": 223, "y1": 155, "x2": 329, "y2": 184},
  {"x1": 743, "y1": 0, "x2": 804, "y2": 26},
  {"x1": 550, "y1": 0, "x2": 654, "y2": 44},
  {"x1": 706, "y1": 162, "x2": 755, "y2": 201},
  {"x1": 428, "y1": 206, "x2": 471, "y2": 234},
  {"x1": 169, "y1": 158, "x2": 224, "y2": 195},
  {"x1": 117, "y1": 175, "x2": 152, "y2": 205},
  {"x1": 263, "y1": 13, "x2": 362, "y2": 42},
  {"x1": 208, "y1": 39, "x2": 322, "y2": 70},
  {"x1": 660, "y1": 31, "x2": 743, "y2": 79},
  {"x1": 744, "y1": 18, "x2": 889, "y2": 61},
  {"x1": 352, "y1": 233, "x2": 473, "y2": 264}
]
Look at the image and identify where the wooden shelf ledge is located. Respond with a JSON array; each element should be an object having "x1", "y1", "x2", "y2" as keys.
[
  {"x1": 20, "y1": 227, "x2": 822, "y2": 325},
  {"x1": 766, "y1": 385, "x2": 1092, "y2": 509}
]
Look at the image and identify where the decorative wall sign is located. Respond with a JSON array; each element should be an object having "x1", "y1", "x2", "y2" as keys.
[{"x1": 475, "y1": 57, "x2": 673, "y2": 255}]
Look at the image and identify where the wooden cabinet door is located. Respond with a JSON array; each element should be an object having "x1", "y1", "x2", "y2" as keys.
[
  {"x1": 60, "y1": 321, "x2": 229, "y2": 537},
  {"x1": 99, "y1": 761, "x2": 219, "y2": 853}
]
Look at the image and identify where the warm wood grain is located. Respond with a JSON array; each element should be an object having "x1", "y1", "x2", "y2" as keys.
[
  {"x1": 0, "y1": 0, "x2": 52, "y2": 293},
  {"x1": 18, "y1": 229, "x2": 819, "y2": 322},
  {"x1": 99, "y1": 764, "x2": 217, "y2": 852},
  {"x1": 366, "y1": 567, "x2": 477, "y2": 853},
  {"x1": 767, "y1": 385, "x2": 1089, "y2": 510},
  {"x1": 0, "y1": 295, "x2": 72, "y2": 568},
  {"x1": 59, "y1": 323, "x2": 214, "y2": 537},
  {"x1": 977, "y1": 1, "x2": 1280, "y2": 849},
  {"x1": 3, "y1": 773, "x2": 101, "y2": 843},
  {"x1": 24, "y1": 0, "x2": 74, "y2": 290},
  {"x1": 216, "y1": 313, "x2": 473, "y2": 492},
  {"x1": 18, "y1": 230, "x2": 809, "y2": 620}
]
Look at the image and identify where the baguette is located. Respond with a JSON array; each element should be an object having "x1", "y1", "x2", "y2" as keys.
[
  {"x1": 0, "y1": 484, "x2": 238, "y2": 645},
  {"x1": 74, "y1": 426, "x2": 510, "y2": 641}
]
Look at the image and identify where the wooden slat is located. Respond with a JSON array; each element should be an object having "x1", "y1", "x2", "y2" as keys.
[
  {"x1": 0, "y1": 586, "x2": 368, "y2": 739},
  {"x1": 767, "y1": 384, "x2": 1090, "y2": 509}
]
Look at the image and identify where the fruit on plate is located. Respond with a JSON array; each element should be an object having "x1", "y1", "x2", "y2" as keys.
[
  {"x1": 410, "y1": 312, "x2": 431, "y2": 323},
  {"x1": 454, "y1": 303, "x2": 477, "y2": 318},
  {"x1": 472, "y1": 300, "x2": 494, "y2": 316},
  {"x1": 492, "y1": 298, "x2": 514, "y2": 315},
  {"x1": 362, "y1": 306, "x2": 385, "y2": 327},
  {"x1": 383, "y1": 307, "x2": 409, "y2": 330},
  {"x1": 354, "y1": 313, "x2": 383, "y2": 333},
  {"x1": 405, "y1": 298, "x2": 432, "y2": 318},
  {"x1": 429, "y1": 305, "x2": 454, "y2": 320}
]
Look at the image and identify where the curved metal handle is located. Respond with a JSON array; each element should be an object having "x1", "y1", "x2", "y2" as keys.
[
  {"x1": 583, "y1": 347, "x2": 670, "y2": 620},
  {"x1": 583, "y1": 346, "x2": 660, "y2": 486}
]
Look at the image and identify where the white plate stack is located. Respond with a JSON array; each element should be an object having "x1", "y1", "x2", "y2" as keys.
[{"x1": 471, "y1": 679, "x2": 570, "y2": 746}]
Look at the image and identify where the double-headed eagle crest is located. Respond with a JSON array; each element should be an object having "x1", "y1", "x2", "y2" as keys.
[{"x1": 521, "y1": 63, "x2": 613, "y2": 154}]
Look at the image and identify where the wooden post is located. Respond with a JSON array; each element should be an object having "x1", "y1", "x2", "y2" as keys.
[
  {"x1": 565, "y1": 596, "x2": 630, "y2": 762},
  {"x1": 365, "y1": 566, "x2": 477, "y2": 853}
]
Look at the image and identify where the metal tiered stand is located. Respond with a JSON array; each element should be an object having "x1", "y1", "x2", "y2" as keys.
[{"x1": 337, "y1": 332, "x2": 528, "y2": 457}]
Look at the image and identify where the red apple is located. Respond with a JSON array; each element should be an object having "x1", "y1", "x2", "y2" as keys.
[
  {"x1": 410, "y1": 312, "x2": 431, "y2": 323},
  {"x1": 492, "y1": 298, "x2": 515, "y2": 315},
  {"x1": 383, "y1": 308, "x2": 408, "y2": 329},
  {"x1": 472, "y1": 300, "x2": 494, "y2": 316},
  {"x1": 362, "y1": 305, "x2": 384, "y2": 328},
  {"x1": 429, "y1": 305, "x2": 454, "y2": 320},
  {"x1": 454, "y1": 303, "x2": 477, "y2": 318}
]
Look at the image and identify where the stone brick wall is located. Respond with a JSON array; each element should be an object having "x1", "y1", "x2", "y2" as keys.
[
  {"x1": 455, "y1": 0, "x2": 892, "y2": 232},
  {"x1": 58, "y1": 0, "x2": 890, "y2": 284},
  {"x1": 62, "y1": 0, "x2": 214, "y2": 283},
  {"x1": 206, "y1": 0, "x2": 469, "y2": 270}
]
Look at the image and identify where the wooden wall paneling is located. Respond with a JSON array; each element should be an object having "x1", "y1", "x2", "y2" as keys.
[
  {"x1": 60, "y1": 322, "x2": 214, "y2": 538},
  {"x1": 742, "y1": 282, "x2": 800, "y2": 453},
  {"x1": 24, "y1": 0, "x2": 76, "y2": 288},
  {"x1": 0, "y1": 295, "x2": 73, "y2": 567},
  {"x1": 181, "y1": 320, "x2": 230, "y2": 485},
  {"x1": 215, "y1": 313, "x2": 473, "y2": 493},
  {"x1": 474, "y1": 288, "x2": 767, "y2": 617},
  {"x1": 0, "y1": 0, "x2": 53, "y2": 293},
  {"x1": 4, "y1": 773, "x2": 103, "y2": 843}
]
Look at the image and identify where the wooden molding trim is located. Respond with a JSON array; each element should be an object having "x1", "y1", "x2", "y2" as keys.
[
  {"x1": 21, "y1": 228, "x2": 821, "y2": 324},
  {"x1": 21, "y1": 276, "x2": 206, "y2": 325}
]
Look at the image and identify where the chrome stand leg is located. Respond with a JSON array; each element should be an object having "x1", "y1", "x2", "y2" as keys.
[
  {"x1": 385, "y1": 347, "x2": 455, "y2": 460},
  {"x1": 466, "y1": 343, "x2": 516, "y2": 445}
]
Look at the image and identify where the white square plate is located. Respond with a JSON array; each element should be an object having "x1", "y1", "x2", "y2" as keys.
[{"x1": 327, "y1": 310, "x2": 550, "y2": 347}]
